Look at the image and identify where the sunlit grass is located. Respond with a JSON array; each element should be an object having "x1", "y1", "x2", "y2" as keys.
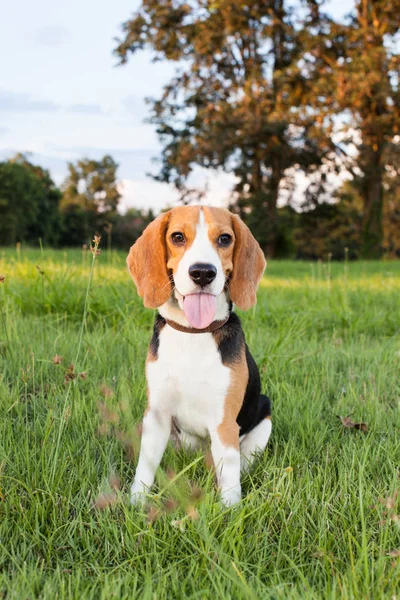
[{"x1": 0, "y1": 247, "x2": 399, "y2": 599}]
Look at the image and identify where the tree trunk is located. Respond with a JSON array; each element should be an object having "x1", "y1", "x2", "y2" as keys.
[
  {"x1": 263, "y1": 161, "x2": 282, "y2": 258},
  {"x1": 264, "y1": 182, "x2": 279, "y2": 258},
  {"x1": 360, "y1": 152, "x2": 384, "y2": 259},
  {"x1": 249, "y1": 159, "x2": 282, "y2": 258}
]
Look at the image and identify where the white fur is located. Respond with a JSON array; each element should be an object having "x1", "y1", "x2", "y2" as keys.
[
  {"x1": 152, "y1": 326, "x2": 230, "y2": 437},
  {"x1": 131, "y1": 408, "x2": 171, "y2": 503},
  {"x1": 211, "y1": 434, "x2": 241, "y2": 506},
  {"x1": 175, "y1": 429, "x2": 205, "y2": 452},
  {"x1": 172, "y1": 209, "x2": 226, "y2": 301},
  {"x1": 240, "y1": 418, "x2": 272, "y2": 473},
  {"x1": 131, "y1": 323, "x2": 243, "y2": 506}
]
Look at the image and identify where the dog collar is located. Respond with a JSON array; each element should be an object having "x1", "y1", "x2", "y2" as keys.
[{"x1": 164, "y1": 316, "x2": 229, "y2": 334}]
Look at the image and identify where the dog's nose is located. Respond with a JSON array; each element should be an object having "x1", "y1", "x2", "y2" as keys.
[{"x1": 189, "y1": 263, "x2": 217, "y2": 287}]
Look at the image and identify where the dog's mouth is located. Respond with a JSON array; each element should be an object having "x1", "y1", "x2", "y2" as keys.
[{"x1": 182, "y1": 293, "x2": 217, "y2": 329}]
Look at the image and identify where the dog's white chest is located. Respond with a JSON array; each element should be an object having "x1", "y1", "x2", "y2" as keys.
[{"x1": 146, "y1": 325, "x2": 231, "y2": 437}]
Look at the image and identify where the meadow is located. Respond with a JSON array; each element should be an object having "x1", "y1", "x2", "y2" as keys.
[{"x1": 0, "y1": 245, "x2": 399, "y2": 599}]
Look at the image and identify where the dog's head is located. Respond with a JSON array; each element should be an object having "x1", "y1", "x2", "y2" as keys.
[{"x1": 127, "y1": 206, "x2": 266, "y2": 328}]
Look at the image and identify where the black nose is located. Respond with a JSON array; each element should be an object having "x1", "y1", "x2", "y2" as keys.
[{"x1": 189, "y1": 263, "x2": 217, "y2": 287}]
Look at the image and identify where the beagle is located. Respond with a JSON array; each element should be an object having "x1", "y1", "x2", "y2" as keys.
[{"x1": 127, "y1": 206, "x2": 271, "y2": 507}]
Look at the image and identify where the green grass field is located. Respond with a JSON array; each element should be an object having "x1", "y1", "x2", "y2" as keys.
[{"x1": 0, "y1": 246, "x2": 399, "y2": 599}]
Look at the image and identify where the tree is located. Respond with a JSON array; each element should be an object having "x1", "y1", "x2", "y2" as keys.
[
  {"x1": 326, "y1": 144, "x2": 400, "y2": 259},
  {"x1": 62, "y1": 155, "x2": 120, "y2": 217},
  {"x1": 60, "y1": 155, "x2": 121, "y2": 245},
  {"x1": 382, "y1": 143, "x2": 400, "y2": 257},
  {"x1": 115, "y1": 0, "x2": 329, "y2": 256},
  {"x1": 10, "y1": 153, "x2": 62, "y2": 246},
  {"x1": 58, "y1": 204, "x2": 92, "y2": 247},
  {"x1": 0, "y1": 155, "x2": 62, "y2": 246},
  {"x1": 305, "y1": 0, "x2": 400, "y2": 258},
  {"x1": 112, "y1": 208, "x2": 155, "y2": 248},
  {"x1": 294, "y1": 181, "x2": 362, "y2": 260}
]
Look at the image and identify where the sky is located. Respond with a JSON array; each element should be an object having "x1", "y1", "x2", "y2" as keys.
[{"x1": 0, "y1": 0, "x2": 350, "y2": 213}]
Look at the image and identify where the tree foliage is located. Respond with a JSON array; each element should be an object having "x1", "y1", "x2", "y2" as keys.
[
  {"x1": 295, "y1": 182, "x2": 362, "y2": 260},
  {"x1": 62, "y1": 155, "x2": 121, "y2": 216},
  {"x1": 60, "y1": 155, "x2": 121, "y2": 245},
  {"x1": 115, "y1": 0, "x2": 331, "y2": 256},
  {"x1": 340, "y1": 1, "x2": 399, "y2": 258},
  {"x1": 0, "y1": 154, "x2": 62, "y2": 246},
  {"x1": 111, "y1": 208, "x2": 156, "y2": 248},
  {"x1": 0, "y1": 153, "x2": 157, "y2": 250},
  {"x1": 115, "y1": 0, "x2": 400, "y2": 257},
  {"x1": 304, "y1": 0, "x2": 400, "y2": 257},
  {"x1": 383, "y1": 144, "x2": 400, "y2": 257}
]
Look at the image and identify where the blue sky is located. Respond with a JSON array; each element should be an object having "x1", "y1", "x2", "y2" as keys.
[{"x1": 0, "y1": 0, "x2": 350, "y2": 212}]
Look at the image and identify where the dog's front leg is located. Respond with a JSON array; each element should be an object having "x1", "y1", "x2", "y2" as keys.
[
  {"x1": 210, "y1": 423, "x2": 241, "y2": 507},
  {"x1": 131, "y1": 408, "x2": 171, "y2": 505}
]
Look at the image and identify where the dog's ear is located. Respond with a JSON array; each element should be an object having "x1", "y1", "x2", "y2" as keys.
[
  {"x1": 127, "y1": 211, "x2": 171, "y2": 308},
  {"x1": 229, "y1": 214, "x2": 266, "y2": 311}
]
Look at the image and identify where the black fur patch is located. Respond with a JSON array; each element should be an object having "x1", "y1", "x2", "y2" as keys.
[
  {"x1": 237, "y1": 346, "x2": 271, "y2": 435},
  {"x1": 214, "y1": 313, "x2": 271, "y2": 436},
  {"x1": 212, "y1": 312, "x2": 244, "y2": 365},
  {"x1": 149, "y1": 314, "x2": 166, "y2": 359}
]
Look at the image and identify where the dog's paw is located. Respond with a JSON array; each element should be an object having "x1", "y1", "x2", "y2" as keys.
[
  {"x1": 130, "y1": 482, "x2": 147, "y2": 506},
  {"x1": 221, "y1": 486, "x2": 242, "y2": 508}
]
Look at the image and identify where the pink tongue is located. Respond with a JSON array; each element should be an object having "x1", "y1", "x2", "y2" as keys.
[{"x1": 183, "y1": 294, "x2": 217, "y2": 329}]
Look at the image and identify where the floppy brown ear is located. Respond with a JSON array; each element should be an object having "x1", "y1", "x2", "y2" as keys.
[
  {"x1": 126, "y1": 211, "x2": 171, "y2": 308},
  {"x1": 229, "y1": 214, "x2": 266, "y2": 311}
]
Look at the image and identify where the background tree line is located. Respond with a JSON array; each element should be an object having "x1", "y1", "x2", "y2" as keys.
[
  {"x1": 0, "y1": 149, "x2": 399, "y2": 257},
  {"x1": 0, "y1": 0, "x2": 399, "y2": 258},
  {"x1": 0, "y1": 153, "x2": 155, "y2": 251}
]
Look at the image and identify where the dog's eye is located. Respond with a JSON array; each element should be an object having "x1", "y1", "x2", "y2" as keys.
[
  {"x1": 217, "y1": 234, "x2": 232, "y2": 247},
  {"x1": 171, "y1": 232, "x2": 185, "y2": 245}
]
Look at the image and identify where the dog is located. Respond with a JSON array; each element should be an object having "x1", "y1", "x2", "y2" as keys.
[{"x1": 127, "y1": 206, "x2": 271, "y2": 506}]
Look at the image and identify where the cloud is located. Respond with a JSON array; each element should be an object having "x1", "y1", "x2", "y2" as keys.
[
  {"x1": 0, "y1": 91, "x2": 59, "y2": 112},
  {"x1": 118, "y1": 179, "x2": 180, "y2": 213},
  {"x1": 0, "y1": 146, "x2": 158, "y2": 187},
  {"x1": 121, "y1": 95, "x2": 149, "y2": 122},
  {"x1": 34, "y1": 25, "x2": 71, "y2": 47},
  {"x1": 0, "y1": 90, "x2": 105, "y2": 116},
  {"x1": 49, "y1": 145, "x2": 153, "y2": 157},
  {"x1": 67, "y1": 103, "x2": 104, "y2": 115},
  {"x1": 119, "y1": 169, "x2": 235, "y2": 213},
  {"x1": 0, "y1": 148, "x2": 68, "y2": 183},
  {"x1": 48, "y1": 144, "x2": 157, "y2": 178}
]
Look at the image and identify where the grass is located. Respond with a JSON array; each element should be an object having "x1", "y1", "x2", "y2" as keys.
[{"x1": 0, "y1": 245, "x2": 399, "y2": 599}]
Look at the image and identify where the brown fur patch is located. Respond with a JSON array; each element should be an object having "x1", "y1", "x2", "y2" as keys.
[
  {"x1": 146, "y1": 349, "x2": 157, "y2": 363},
  {"x1": 165, "y1": 205, "x2": 201, "y2": 272},
  {"x1": 229, "y1": 214, "x2": 266, "y2": 310},
  {"x1": 203, "y1": 207, "x2": 235, "y2": 277},
  {"x1": 127, "y1": 211, "x2": 171, "y2": 308},
  {"x1": 217, "y1": 345, "x2": 249, "y2": 448}
]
